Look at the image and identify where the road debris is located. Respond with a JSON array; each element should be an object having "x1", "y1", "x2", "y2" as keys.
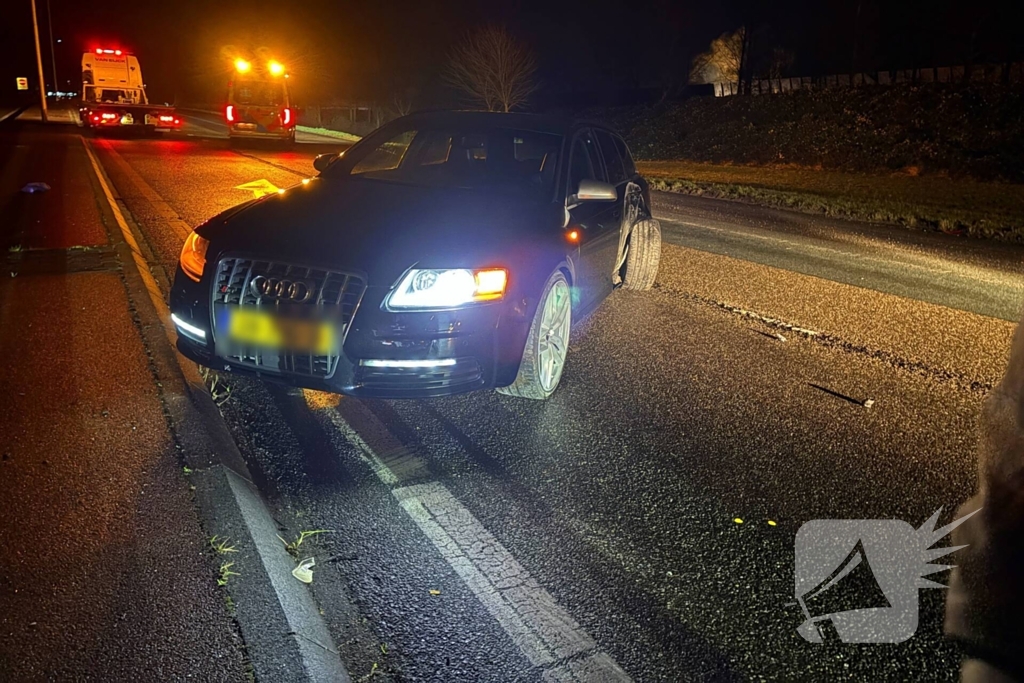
[{"x1": 292, "y1": 557, "x2": 315, "y2": 584}]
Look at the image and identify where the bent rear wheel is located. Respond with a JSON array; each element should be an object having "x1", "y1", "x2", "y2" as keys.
[
  {"x1": 497, "y1": 270, "x2": 571, "y2": 400},
  {"x1": 620, "y1": 218, "x2": 661, "y2": 290}
]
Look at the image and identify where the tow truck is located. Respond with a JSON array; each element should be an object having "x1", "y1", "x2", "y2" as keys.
[
  {"x1": 79, "y1": 49, "x2": 181, "y2": 133},
  {"x1": 225, "y1": 58, "x2": 295, "y2": 144}
]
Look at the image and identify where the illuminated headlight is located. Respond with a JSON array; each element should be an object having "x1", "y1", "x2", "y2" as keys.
[
  {"x1": 386, "y1": 268, "x2": 507, "y2": 310},
  {"x1": 179, "y1": 231, "x2": 210, "y2": 282}
]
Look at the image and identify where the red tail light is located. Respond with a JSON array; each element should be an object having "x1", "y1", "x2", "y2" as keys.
[
  {"x1": 225, "y1": 105, "x2": 234, "y2": 123},
  {"x1": 282, "y1": 108, "x2": 291, "y2": 126}
]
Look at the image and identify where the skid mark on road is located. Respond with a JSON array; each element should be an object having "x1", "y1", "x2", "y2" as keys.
[
  {"x1": 653, "y1": 283, "x2": 998, "y2": 394},
  {"x1": 304, "y1": 390, "x2": 631, "y2": 681}
]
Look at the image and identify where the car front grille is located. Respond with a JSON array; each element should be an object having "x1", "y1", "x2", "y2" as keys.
[{"x1": 212, "y1": 257, "x2": 366, "y2": 379}]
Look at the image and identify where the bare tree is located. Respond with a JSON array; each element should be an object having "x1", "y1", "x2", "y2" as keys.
[
  {"x1": 391, "y1": 92, "x2": 415, "y2": 118},
  {"x1": 444, "y1": 25, "x2": 538, "y2": 112},
  {"x1": 690, "y1": 28, "x2": 746, "y2": 85}
]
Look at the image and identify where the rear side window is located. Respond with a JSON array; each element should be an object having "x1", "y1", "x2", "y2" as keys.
[
  {"x1": 595, "y1": 130, "x2": 626, "y2": 185},
  {"x1": 614, "y1": 136, "x2": 637, "y2": 177}
]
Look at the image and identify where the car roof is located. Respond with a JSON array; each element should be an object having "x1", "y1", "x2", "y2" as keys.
[{"x1": 393, "y1": 110, "x2": 612, "y2": 136}]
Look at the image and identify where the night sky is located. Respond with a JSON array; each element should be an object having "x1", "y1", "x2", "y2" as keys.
[{"x1": 1, "y1": 0, "x2": 1021, "y2": 107}]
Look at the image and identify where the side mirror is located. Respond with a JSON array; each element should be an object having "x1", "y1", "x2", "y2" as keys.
[
  {"x1": 574, "y1": 179, "x2": 617, "y2": 203},
  {"x1": 313, "y1": 152, "x2": 340, "y2": 174}
]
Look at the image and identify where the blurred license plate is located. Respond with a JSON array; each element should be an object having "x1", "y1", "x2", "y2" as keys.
[
  {"x1": 226, "y1": 309, "x2": 334, "y2": 354},
  {"x1": 236, "y1": 123, "x2": 256, "y2": 131},
  {"x1": 121, "y1": 114, "x2": 133, "y2": 125}
]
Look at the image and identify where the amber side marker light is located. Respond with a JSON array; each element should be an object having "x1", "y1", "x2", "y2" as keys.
[
  {"x1": 180, "y1": 232, "x2": 210, "y2": 282},
  {"x1": 566, "y1": 229, "x2": 580, "y2": 243},
  {"x1": 474, "y1": 269, "x2": 508, "y2": 300}
]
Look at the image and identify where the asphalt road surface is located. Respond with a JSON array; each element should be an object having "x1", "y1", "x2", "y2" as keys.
[{"x1": 89, "y1": 123, "x2": 1024, "y2": 681}]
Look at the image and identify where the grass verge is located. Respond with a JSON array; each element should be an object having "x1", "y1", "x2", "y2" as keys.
[
  {"x1": 638, "y1": 160, "x2": 1024, "y2": 243},
  {"x1": 295, "y1": 125, "x2": 362, "y2": 142}
]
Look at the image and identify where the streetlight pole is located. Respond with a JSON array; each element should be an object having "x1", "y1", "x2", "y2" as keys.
[
  {"x1": 30, "y1": 0, "x2": 49, "y2": 121},
  {"x1": 46, "y1": 0, "x2": 58, "y2": 99}
]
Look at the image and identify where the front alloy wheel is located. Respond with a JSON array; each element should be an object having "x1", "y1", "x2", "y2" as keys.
[{"x1": 497, "y1": 271, "x2": 571, "y2": 399}]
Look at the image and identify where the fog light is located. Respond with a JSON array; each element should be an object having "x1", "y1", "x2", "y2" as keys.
[{"x1": 360, "y1": 359, "x2": 457, "y2": 368}]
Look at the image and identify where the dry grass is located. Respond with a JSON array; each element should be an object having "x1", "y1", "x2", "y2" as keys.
[{"x1": 638, "y1": 160, "x2": 1024, "y2": 242}]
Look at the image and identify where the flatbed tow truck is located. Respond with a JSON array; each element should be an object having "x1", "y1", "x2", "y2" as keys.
[{"x1": 79, "y1": 48, "x2": 181, "y2": 132}]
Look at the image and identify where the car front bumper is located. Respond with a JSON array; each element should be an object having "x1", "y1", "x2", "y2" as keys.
[{"x1": 170, "y1": 265, "x2": 533, "y2": 398}]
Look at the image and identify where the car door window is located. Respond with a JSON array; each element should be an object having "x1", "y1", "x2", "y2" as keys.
[
  {"x1": 595, "y1": 130, "x2": 626, "y2": 185},
  {"x1": 351, "y1": 130, "x2": 417, "y2": 175},
  {"x1": 567, "y1": 131, "x2": 605, "y2": 199}
]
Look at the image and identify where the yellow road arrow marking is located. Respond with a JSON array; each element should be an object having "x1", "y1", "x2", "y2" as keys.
[{"x1": 234, "y1": 179, "x2": 281, "y2": 198}]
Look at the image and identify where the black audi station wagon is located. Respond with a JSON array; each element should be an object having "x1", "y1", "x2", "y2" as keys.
[{"x1": 170, "y1": 111, "x2": 661, "y2": 399}]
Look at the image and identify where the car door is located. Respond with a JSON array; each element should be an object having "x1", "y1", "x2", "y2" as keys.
[
  {"x1": 593, "y1": 128, "x2": 635, "y2": 282},
  {"x1": 566, "y1": 129, "x2": 619, "y2": 310}
]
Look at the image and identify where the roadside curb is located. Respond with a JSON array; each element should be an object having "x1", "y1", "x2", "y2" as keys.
[{"x1": 82, "y1": 136, "x2": 350, "y2": 683}]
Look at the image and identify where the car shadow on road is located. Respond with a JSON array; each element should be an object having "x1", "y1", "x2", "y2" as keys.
[{"x1": 267, "y1": 384, "x2": 361, "y2": 487}]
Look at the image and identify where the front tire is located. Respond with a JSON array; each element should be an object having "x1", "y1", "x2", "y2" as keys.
[
  {"x1": 496, "y1": 270, "x2": 572, "y2": 400},
  {"x1": 621, "y1": 218, "x2": 661, "y2": 290}
]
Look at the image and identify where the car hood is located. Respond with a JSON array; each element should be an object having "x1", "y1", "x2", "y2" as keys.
[{"x1": 198, "y1": 177, "x2": 561, "y2": 285}]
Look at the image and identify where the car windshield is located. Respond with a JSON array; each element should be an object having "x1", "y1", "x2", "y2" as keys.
[
  {"x1": 232, "y1": 81, "x2": 286, "y2": 107},
  {"x1": 337, "y1": 125, "x2": 563, "y2": 198}
]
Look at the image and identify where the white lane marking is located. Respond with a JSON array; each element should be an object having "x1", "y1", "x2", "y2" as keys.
[
  {"x1": 310, "y1": 397, "x2": 631, "y2": 680},
  {"x1": 543, "y1": 652, "x2": 633, "y2": 682},
  {"x1": 395, "y1": 484, "x2": 560, "y2": 667}
]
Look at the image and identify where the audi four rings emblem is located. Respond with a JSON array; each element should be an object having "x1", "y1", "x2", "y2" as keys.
[{"x1": 249, "y1": 275, "x2": 316, "y2": 303}]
